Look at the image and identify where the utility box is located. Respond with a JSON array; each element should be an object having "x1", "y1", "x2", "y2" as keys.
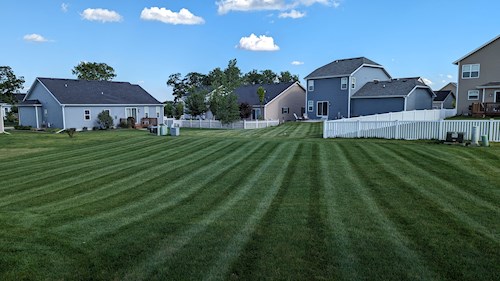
[
  {"x1": 170, "y1": 126, "x2": 180, "y2": 136},
  {"x1": 445, "y1": 132, "x2": 464, "y2": 143}
]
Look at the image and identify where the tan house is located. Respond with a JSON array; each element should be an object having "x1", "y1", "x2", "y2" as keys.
[
  {"x1": 235, "y1": 81, "x2": 306, "y2": 121},
  {"x1": 432, "y1": 82, "x2": 456, "y2": 109},
  {"x1": 454, "y1": 34, "x2": 500, "y2": 115}
]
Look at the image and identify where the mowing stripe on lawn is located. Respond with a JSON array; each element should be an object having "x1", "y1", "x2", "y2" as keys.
[
  {"x1": 364, "y1": 144, "x2": 499, "y2": 242},
  {"x1": 204, "y1": 142, "x2": 299, "y2": 281},
  {"x1": 318, "y1": 143, "x2": 360, "y2": 281},
  {"x1": 57, "y1": 140, "x2": 266, "y2": 239},
  {"x1": 123, "y1": 141, "x2": 289, "y2": 280},
  {"x1": 0, "y1": 138, "x2": 211, "y2": 207},
  {"x1": 334, "y1": 142, "x2": 438, "y2": 280},
  {"x1": 27, "y1": 138, "x2": 224, "y2": 213}
]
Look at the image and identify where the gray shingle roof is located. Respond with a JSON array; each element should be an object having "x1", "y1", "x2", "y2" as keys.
[
  {"x1": 477, "y1": 81, "x2": 500, "y2": 88},
  {"x1": 35, "y1": 78, "x2": 161, "y2": 105},
  {"x1": 234, "y1": 82, "x2": 297, "y2": 105},
  {"x1": 433, "y1": 90, "x2": 454, "y2": 102},
  {"x1": 352, "y1": 78, "x2": 434, "y2": 98},
  {"x1": 305, "y1": 57, "x2": 382, "y2": 79},
  {"x1": 18, "y1": 99, "x2": 42, "y2": 106}
]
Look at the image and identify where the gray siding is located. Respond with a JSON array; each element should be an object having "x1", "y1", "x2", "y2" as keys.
[
  {"x1": 351, "y1": 67, "x2": 391, "y2": 95},
  {"x1": 26, "y1": 81, "x2": 64, "y2": 128},
  {"x1": 351, "y1": 97, "x2": 404, "y2": 117},
  {"x1": 406, "y1": 88, "x2": 433, "y2": 111},
  {"x1": 18, "y1": 106, "x2": 42, "y2": 128},
  {"x1": 456, "y1": 37, "x2": 500, "y2": 114},
  {"x1": 64, "y1": 105, "x2": 163, "y2": 130},
  {"x1": 443, "y1": 94, "x2": 455, "y2": 109},
  {"x1": 306, "y1": 77, "x2": 349, "y2": 120}
]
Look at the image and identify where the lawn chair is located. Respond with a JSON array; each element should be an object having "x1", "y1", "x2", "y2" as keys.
[{"x1": 293, "y1": 113, "x2": 303, "y2": 121}]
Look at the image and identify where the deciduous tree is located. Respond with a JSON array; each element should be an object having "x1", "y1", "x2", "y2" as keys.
[
  {"x1": 0, "y1": 66, "x2": 25, "y2": 104},
  {"x1": 72, "y1": 62, "x2": 116, "y2": 81}
]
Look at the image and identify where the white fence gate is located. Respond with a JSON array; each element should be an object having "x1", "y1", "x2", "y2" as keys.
[
  {"x1": 324, "y1": 119, "x2": 500, "y2": 142},
  {"x1": 164, "y1": 118, "x2": 280, "y2": 130}
]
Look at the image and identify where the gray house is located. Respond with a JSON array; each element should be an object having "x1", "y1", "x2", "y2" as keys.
[
  {"x1": 19, "y1": 78, "x2": 164, "y2": 130},
  {"x1": 305, "y1": 57, "x2": 434, "y2": 119},
  {"x1": 453, "y1": 34, "x2": 500, "y2": 115},
  {"x1": 432, "y1": 83, "x2": 456, "y2": 109},
  {"x1": 235, "y1": 81, "x2": 306, "y2": 121},
  {"x1": 351, "y1": 78, "x2": 435, "y2": 116}
]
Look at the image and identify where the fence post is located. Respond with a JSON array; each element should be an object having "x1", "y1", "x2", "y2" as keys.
[
  {"x1": 394, "y1": 120, "x2": 399, "y2": 139},
  {"x1": 256, "y1": 119, "x2": 259, "y2": 129},
  {"x1": 489, "y1": 118, "x2": 494, "y2": 141},
  {"x1": 357, "y1": 120, "x2": 361, "y2": 138},
  {"x1": 243, "y1": 119, "x2": 246, "y2": 129},
  {"x1": 439, "y1": 119, "x2": 444, "y2": 140},
  {"x1": 323, "y1": 120, "x2": 327, "y2": 138}
]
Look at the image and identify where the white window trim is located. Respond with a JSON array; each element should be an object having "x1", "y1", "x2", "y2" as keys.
[
  {"x1": 84, "y1": 109, "x2": 91, "y2": 120},
  {"x1": 308, "y1": 80, "x2": 314, "y2": 92},
  {"x1": 156, "y1": 107, "x2": 161, "y2": 118},
  {"x1": 125, "y1": 107, "x2": 138, "y2": 119},
  {"x1": 495, "y1": 91, "x2": 500, "y2": 103},
  {"x1": 467, "y1": 90, "x2": 480, "y2": 100},
  {"x1": 340, "y1": 77, "x2": 348, "y2": 90},
  {"x1": 316, "y1": 101, "x2": 328, "y2": 117},
  {"x1": 307, "y1": 100, "x2": 313, "y2": 112},
  {"x1": 462, "y1": 64, "x2": 480, "y2": 79},
  {"x1": 351, "y1": 77, "x2": 356, "y2": 89}
]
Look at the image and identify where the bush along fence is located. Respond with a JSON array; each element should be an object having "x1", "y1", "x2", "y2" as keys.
[
  {"x1": 164, "y1": 118, "x2": 280, "y2": 130},
  {"x1": 323, "y1": 119, "x2": 500, "y2": 142}
]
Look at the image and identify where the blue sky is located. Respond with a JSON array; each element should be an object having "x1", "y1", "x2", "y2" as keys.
[{"x1": 1, "y1": 0, "x2": 498, "y2": 102}]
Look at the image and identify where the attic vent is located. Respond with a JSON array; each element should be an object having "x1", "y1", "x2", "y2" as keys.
[
  {"x1": 383, "y1": 84, "x2": 386, "y2": 88},
  {"x1": 101, "y1": 92, "x2": 104, "y2": 95},
  {"x1": 65, "y1": 84, "x2": 67, "y2": 87}
]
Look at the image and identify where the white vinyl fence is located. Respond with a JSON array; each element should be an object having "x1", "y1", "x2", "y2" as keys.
[
  {"x1": 324, "y1": 119, "x2": 500, "y2": 142},
  {"x1": 164, "y1": 118, "x2": 280, "y2": 130},
  {"x1": 338, "y1": 109, "x2": 457, "y2": 122}
]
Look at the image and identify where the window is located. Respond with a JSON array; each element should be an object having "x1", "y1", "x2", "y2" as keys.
[
  {"x1": 84, "y1": 109, "x2": 91, "y2": 120},
  {"x1": 351, "y1": 77, "x2": 356, "y2": 89},
  {"x1": 144, "y1": 107, "x2": 149, "y2": 118},
  {"x1": 341, "y1": 77, "x2": 348, "y2": 90},
  {"x1": 308, "y1": 80, "x2": 314, "y2": 91},
  {"x1": 282, "y1": 107, "x2": 289, "y2": 114},
  {"x1": 467, "y1": 90, "x2": 479, "y2": 100},
  {"x1": 462, "y1": 64, "x2": 480, "y2": 79},
  {"x1": 126, "y1": 107, "x2": 137, "y2": 120},
  {"x1": 317, "y1": 101, "x2": 328, "y2": 117},
  {"x1": 156, "y1": 107, "x2": 161, "y2": 118},
  {"x1": 307, "y1": 100, "x2": 313, "y2": 112}
]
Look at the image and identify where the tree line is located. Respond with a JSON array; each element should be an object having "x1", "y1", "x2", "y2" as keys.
[{"x1": 166, "y1": 59, "x2": 299, "y2": 124}]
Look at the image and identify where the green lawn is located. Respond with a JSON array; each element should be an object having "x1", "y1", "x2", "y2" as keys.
[{"x1": 0, "y1": 123, "x2": 499, "y2": 280}]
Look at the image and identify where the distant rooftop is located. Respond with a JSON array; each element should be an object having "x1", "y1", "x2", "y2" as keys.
[
  {"x1": 305, "y1": 57, "x2": 383, "y2": 79},
  {"x1": 352, "y1": 77, "x2": 434, "y2": 98}
]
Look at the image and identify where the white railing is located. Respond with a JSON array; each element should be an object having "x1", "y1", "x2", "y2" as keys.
[
  {"x1": 324, "y1": 119, "x2": 500, "y2": 142},
  {"x1": 337, "y1": 109, "x2": 457, "y2": 122},
  {"x1": 163, "y1": 118, "x2": 280, "y2": 130}
]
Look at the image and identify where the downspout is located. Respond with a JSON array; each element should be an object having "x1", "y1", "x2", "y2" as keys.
[
  {"x1": 482, "y1": 88, "x2": 485, "y2": 103},
  {"x1": 347, "y1": 76, "x2": 352, "y2": 118},
  {"x1": 35, "y1": 106, "x2": 40, "y2": 129},
  {"x1": 404, "y1": 97, "x2": 408, "y2": 111},
  {"x1": 62, "y1": 105, "x2": 66, "y2": 129}
]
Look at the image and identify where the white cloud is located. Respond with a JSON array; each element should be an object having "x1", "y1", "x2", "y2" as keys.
[
  {"x1": 81, "y1": 8, "x2": 123, "y2": 23},
  {"x1": 291, "y1": 61, "x2": 304, "y2": 65},
  {"x1": 23, "y1": 34, "x2": 49, "y2": 43},
  {"x1": 422, "y1": 78, "x2": 433, "y2": 86},
  {"x1": 140, "y1": 7, "x2": 205, "y2": 25},
  {"x1": 61, "y1": 3, "x2": 69, "y2": 13},
  {"x1": 237, "y1": 34, "x2": 280, "y2": 51},
  {"x1": 279, "y1": 9, "x2": 306, "y2": 19},
  {"x1": 217, "y1": 0, "x2": 340, "y2": 14},
  {"x1": 447, "y1": 74, "x2": 453, "y2": 79}
]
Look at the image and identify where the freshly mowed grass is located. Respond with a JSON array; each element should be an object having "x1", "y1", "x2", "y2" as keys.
[{"x1": 0, "y1": 123, "x2": 499, "y2": 280}]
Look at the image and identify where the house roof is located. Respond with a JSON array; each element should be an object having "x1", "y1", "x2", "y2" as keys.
[
  {"x1": 352, "y1": 77, "x2": 435, "y2": 98},
  {"x1": 433, "y1": 90, "x2": 455, "y2": 102},
  {"x1": 453, "y1": 34, "x2": 500, "y2": 64},
  {"x1": 31, "y1": 78, "x2": 161, "y2": 105},
  {"x1": 304, "y1": 57, "x2": 382, "y2": 79},
  {"x1": 234, "y1": 82, "x2": 300, "y2": 105},
  {"x1": 18, "y1": 99, "x2": 42, "y2": 106}
]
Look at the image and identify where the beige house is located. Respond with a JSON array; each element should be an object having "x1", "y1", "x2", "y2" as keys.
[
  {"x1": 235, "y1": 82, "x2": 306, "y2": 121},
  {"x1": 454, "y1": 34, "x2": 500, "y2": 115},
  {"x1": 432, "y1": 82, "x2": 456, "y2": 109}
]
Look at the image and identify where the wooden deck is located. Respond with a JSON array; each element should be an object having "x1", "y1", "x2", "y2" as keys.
[{"x1": 471, "y1": 102, "x2": 500, "y2": 117}]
